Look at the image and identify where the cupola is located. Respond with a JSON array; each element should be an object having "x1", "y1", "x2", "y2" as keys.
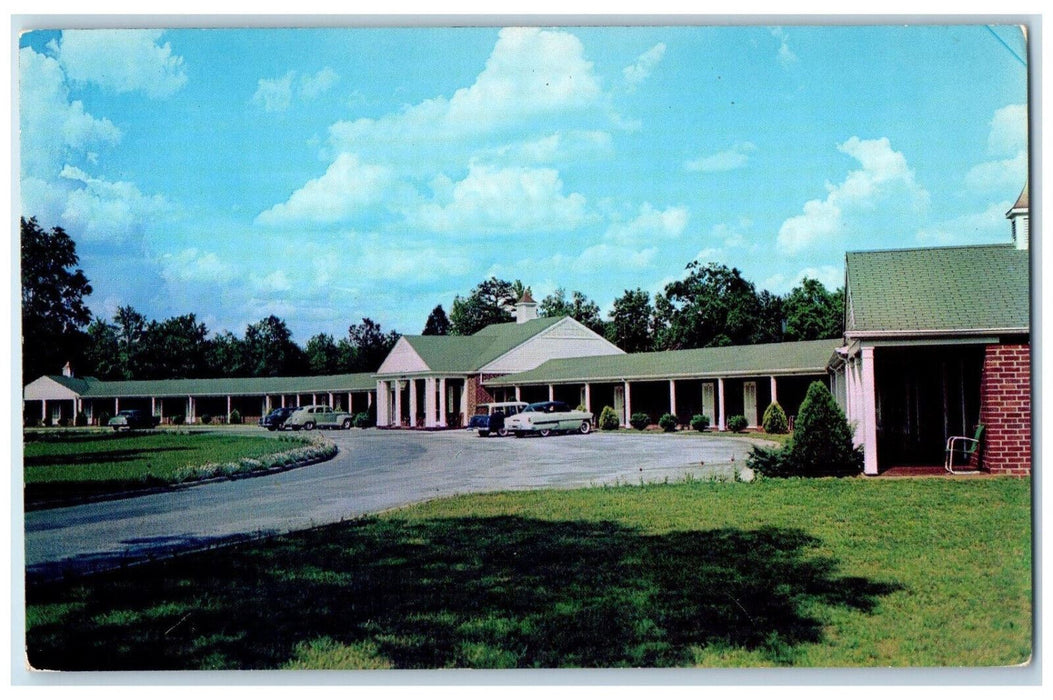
[
  {"x1": 1007, "y1": 179, "x2": 1029, "y2": 250},
  {"x1": 515, "y1": 288, "x2": 538, "y2": 324}
]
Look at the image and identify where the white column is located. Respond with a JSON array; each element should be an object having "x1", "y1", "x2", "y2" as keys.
[
  {"x1": 860, "y1": 346, "x2": 879, "y2": 476},
  {"x1": 584, "y1": 383, "x2": 592, "y2": 414},
  {"x1": 624, "y1": 381, "x2": 632, "y2": 426},
  {"x1": 424, "y1": 377, "x2": 437, "y2": 428},
  {"x1": 150, "y1": 397, "x2": 156, "y2": 418},
  {"x1": 281, "y1": 395, "x2": 286, "y2": 408},
  {"x1": 515, "y1": 386, "x2": 521, "y2": 401},
  {"x1": 347, "y1": 392, "x2": 353, "y2": 414},
  {"x1": 367, "y1": 391, "x2": 373, "y2": 408},
  {"x1": 42, "y1": 399, "x2": 48, "y2": 425},
  {"x1": 114, "y1": 398, "x2": 119, "y2": 414},
  {"x1": 438, "y1": 378, "x2": 448, "y2": 427},
  {"x1": 328, "y1": 392, "x2": 334, "y2": 409},
  {"x1": 717, "y1": 378, "x2": 726, "y2": 431},
  {"x1": 375, "y1": 381, "x2": 389, "y2": 426},
  {"x1": 770, "y1": 376, "x2": 778, "y2": 405},
  {"x1": 409, "y1": 379, "x2": 419, "y2": 427},
  {"x1": 226, "y1": 395, "x2": 232, "y2": 422},
  {"x1": 394, "y1": 381, "x2": 403, "y2": 427},
  {"x1": 188, "y1": 396, "x2": 195, "y2": 423},
  {"x1": 669, "y1": 379, "x2": 677, "y2": 416},
  {"x1": 548, "y1": 384, "x2": 555, "y2": 401},
  {"x1": 461, "y1": 380, "x2": 470, "y2": 427}
]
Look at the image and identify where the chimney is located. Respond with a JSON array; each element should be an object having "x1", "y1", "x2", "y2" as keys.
[
  {"x1": 1007, "y1": 180, "x2": 1029, "y2": 250},
  {"x1": 515, "y1": 288, "x2": 538, "y2": 324},
  {"x1": 62, "y1": 362, "x2": 73, "y2": 378}
]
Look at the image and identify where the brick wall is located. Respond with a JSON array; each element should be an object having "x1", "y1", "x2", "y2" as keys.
[
  {"x1": 465, "y1": 374, "x2": 499, "y2": 419},
  {"x1": 978, "y1": 344, "x2": 1031, "y2": 476}
]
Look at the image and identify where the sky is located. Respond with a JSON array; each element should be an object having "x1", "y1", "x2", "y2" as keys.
[{"x1": 17, "y1": 23, "x2": 1030, "y2": 346}]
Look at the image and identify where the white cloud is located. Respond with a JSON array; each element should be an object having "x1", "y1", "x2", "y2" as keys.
[
  {"x1": 777, "y1": 137, "x2": 928, "y2": 255},
  {"x1": 577, "y1": 243, "x2": 657, "y2": 270},
  {"x1": 623, "y1": 43, "x2": 666, "y2": 88},
  {"x1": 51, "y1": 29, "x2": 188, "y2": 98},
  {"x1": 159, "y1": 248, "x2": 236, "y2": 285},
  {"x1": 408, "y1": 163, "x2": 589, "y2": 234},
  {"x1": 19, "y1": 47, "x2": 121, "y2": 179},
  {"x1": 763, "y1": 266, "x2": 842, "y2": 294},
  {"x1": 988, "y1": 103, "x2": 1028, "y2": 155},
  {"x1": 252, "y1": 72, "x2": 295, "y2": 112},
  {"x1": 770, "y1": 27, "x2": 798, "y2": 68},
  {"x1": 300, "y1": 67, "x2": 340, "y2": 99},
  {"x1": 57, "y1": 165, "x2": 170, "y2": 243},
  {"x1": 255, "y1": 153, "x2": 394, "y2": 226},
  {"x1": 915, "y1": 201, "x2": 1014, "y2": 247},
  {"x1": 965, "y1": 105, "x2": 1028, "y2": 195},
  {"x1": 605, "y1": 203, "x2": 688, "y2": 245},
  {"x1": 685, "y1": 142, "x2": 757, "y2": 173}
]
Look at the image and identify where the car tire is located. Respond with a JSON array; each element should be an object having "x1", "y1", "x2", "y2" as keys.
[
  {"x1": 478, "y1": 430, "x2": 490, "y2": 437},
  {"x1": 514, "y1": 431, "x2": 524, "y2": 438},
  {"x1": 267, "y1": 426, "x2": 276, "y2": 432},
  {"x1": 579, "y1": 421, "x2": 592, "y2": 435},
  {"x1": 539, "y1": 428, "x2": 551, "y2": 437},
  {"x1": 497, "y1": 428, "x2": 509, "y2": 437},
  {"x1": 304, "y1": 421, "x2": 315, "y2": 431},
  {"x1": 342, "y1": 418, "x2": 352, "y2": 429}
]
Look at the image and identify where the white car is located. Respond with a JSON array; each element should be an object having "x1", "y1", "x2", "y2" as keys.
[
  {"x1": 504, "y1": 401, "x2": 594, "y2": 437},
  {"x1": 284, "y1": 405, "x2": 353, "y2": 430}
]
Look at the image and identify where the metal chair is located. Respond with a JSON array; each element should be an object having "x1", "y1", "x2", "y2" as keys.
[{"x1": 945, "y1": 424, "x2": 985, "y2": 474}]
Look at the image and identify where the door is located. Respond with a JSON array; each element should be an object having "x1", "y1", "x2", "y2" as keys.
[
  {"x1": 744, "y1": 381, "x2": 758, "y2": 427},
  {"x1": 701, "y1": 383, "x2": 715, "y2": 424}
]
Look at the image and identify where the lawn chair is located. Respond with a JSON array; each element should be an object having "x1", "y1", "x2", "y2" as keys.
[{"x1": 945, "y1": 424, "x2": 984, "y2": 474}]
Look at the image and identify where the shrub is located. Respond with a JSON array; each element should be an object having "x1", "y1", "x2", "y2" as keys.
[
  {"x1": 762, "y1": 402, "x2": 788, "y2": 434},
  {"x1": 727, "y1": 415, "x2": 749, "y2": 433},
  {"x1": 200, "y1": 414, "x2": 212, "y2": 425},
  {"x1": 658, "y1": 413, "x2": 678, "y2": 432},
  {"x1": 746, "y1": 445, "x2": 795, "y2": 478},
  {"x1": 629, "y1": 412, "x2": 650, "y2": 430},
  {"x1": 229, "y1": 409, "x2": 242, "y2": 425},
  {"x1": 97, "y1": 412, "x2": 111, "y2": 428},
  {"x1": 354, "y1": 412, "x2": 372, "y2": 428},
  {"x1": 57, "y1": 417, "x2": 70, "y2": 427},
  {"x1": 789, "y1": 381, "x2": 861, "y2": 477},
  {"x1": 172, "y1": 414, "x2": 185, "y2": 426},
  {"x1": 598, "y1": 405, "x2": 620, "y2": 431},
  {"x1": 75, "y1": 411, "x2": 89, "y2": 427},
  {"x1": 690, "y1": 414, "x2": 710, "y2": 432}
]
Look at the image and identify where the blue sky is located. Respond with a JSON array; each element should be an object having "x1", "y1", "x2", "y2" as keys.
[{"x1": 18, "y1": 24, "x2": 1029, "y2": 344}]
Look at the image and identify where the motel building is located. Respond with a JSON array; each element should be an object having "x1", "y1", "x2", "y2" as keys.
[{"x1": 22, "y1": 185, "x2": 1031, "y2": 477}]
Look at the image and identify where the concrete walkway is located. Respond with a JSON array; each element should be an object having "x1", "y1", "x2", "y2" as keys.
[{"x1": 23, "y1": 429, "x2": 758, "y2": 580}]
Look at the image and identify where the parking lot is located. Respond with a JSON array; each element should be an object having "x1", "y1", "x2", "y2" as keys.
[{"x1": 24, "y1": 428, "x2": 761, "y2": 580}]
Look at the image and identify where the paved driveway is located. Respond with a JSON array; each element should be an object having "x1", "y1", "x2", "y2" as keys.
[{"x1": 24, "y1": 429, "x2": 758, "y2": 580}]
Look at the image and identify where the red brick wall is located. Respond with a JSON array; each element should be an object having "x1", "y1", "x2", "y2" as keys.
[
  {"x1": 465, "y1": 374, "x2": 500, "y2": 419},
  {"x1": 978, "y1": 344, "x2": 1031, "y2": 476}
]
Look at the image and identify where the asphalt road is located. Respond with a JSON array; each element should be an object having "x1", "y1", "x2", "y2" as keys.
[{"x1": 23, "y1": 428, "x2": 758, "y2": 580}]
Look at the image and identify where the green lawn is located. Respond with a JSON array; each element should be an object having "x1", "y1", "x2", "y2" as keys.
[
  {"x1": 23, "y1": 430, "x2": 324, "y2": 505},
  {"x1": 25, "y1": 476, "x2": 1031, "y2": 670}
]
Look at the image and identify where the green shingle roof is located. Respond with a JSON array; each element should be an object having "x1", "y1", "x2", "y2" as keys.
[
  {"x1": 36, "y1": 372, "x2": 377, "y2": 398},
  {"x1": 399, "y1": 316, "x2": 565, "y2": 373},
  {"x1": 487, "y1": 339, "x2": 838, "y2": 386},
  {"x1": 845, "y1": 244, "x2": 1030, "y2": 336}
]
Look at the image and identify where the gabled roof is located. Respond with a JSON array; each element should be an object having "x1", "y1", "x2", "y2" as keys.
[
  {"x1": 845, "y1": 244, "x2": 1029, "y2": 337},
  {"x1": 487, "y1": 339, "x2": 838, "y2": 385},
  {"x1": 393, "y1": 316, "x2": 565, "y2": 374},
  {"x1": 25, "y1": 372, "x2": 377, "y2": 399}
]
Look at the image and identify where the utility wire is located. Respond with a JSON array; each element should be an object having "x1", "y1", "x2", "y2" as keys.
[{"x1": 985, "y1": 25, "x2": 1027, "y2": 68}]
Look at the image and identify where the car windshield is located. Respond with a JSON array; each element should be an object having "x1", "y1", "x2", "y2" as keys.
[{"x1": 523, "y1": 403, "x2": 548, "y2": 413}]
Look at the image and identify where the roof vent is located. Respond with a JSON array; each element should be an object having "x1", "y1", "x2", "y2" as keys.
[
  {"x1": 1007, "y1": 180, "x2": 1029, "y2": 251},
  {"x1": 515, "y1": 288, "x2": 538, "y2": 324},
  {"x1": 62, "y1": 362, "x2": 73, "y2": 378}
]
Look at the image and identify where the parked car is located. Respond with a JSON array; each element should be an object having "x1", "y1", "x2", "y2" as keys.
[
  {"x1": 259, "y1": 406, "x2": 297, "y2": 431},
  {"x1": 468, "y1": 401, "x2": 529, "y2": 437},
  {"x1": 504, "y1": 401, "x2": 594, "y2": 437},
  {"x1": 107, "y1": 409, "x2": 160, "y2": 431},
  {"x1": 284, "y1": 405, "x2": 354, "y2": 431}
]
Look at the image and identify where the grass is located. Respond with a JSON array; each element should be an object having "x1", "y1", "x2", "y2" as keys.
[
  {"x1": 24, "y1": 476, "x2": 1031, "y2": 670},
  {"x1": 23, "y1": 430, "x2": 330, "y2": 505}
]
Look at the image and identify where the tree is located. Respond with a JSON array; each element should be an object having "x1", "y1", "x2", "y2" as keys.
[
  {"x1": 207, "y1": 331, "x2": 247, "y2": 377},
  {"x1": 112, "y1": 305, "x2": 148, "y2": 379},
  {"x1": 539, "y1": 288, "x2": 606, "y2": 334},
  {"x1": 787, "y1": 381, "x2": 861, "y2": 476},
  {"x1": 654, "y1": 261, "x2": 763, "y2": 350},
  {"x1": 754, "y1": 290, "x2": 786, "y2": 344},
  {"x1": 342, "y1": 318, "x2": 400, "y2": 372},
  {"x1": 422, "y1": 305, "x2": 451, "y2": 336},
  {"x1": 20, "y1": 217, "x2": 94, "y2": 382},
  {"x1": 83, "y1": 318, "x2": 120, "y2": 380},
  {"x1": 243, "y1": 315, "x2": 306, "y2": 377},
  {"x1": 783, "y1": 278, "x2": 844, "y2": 341},
  {"x1": 449, "y1": 277, "x2": 517, "y2": 335},
  {"x1": 305, "y1": 333, "x2": 342, "y2": 375},
  {"x1": 605, "y1": 288, "x2": 655, "y2": 353},
  {"x1": 141, "y1": 313, "x2": 211, "y2": 379}
]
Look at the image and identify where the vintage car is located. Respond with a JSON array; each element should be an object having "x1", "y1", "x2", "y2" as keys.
[
  {"x1": 467, "y1": 401, "x2": 529, "y2": 437},
  {"x1": 107, "y1": 409, "x2": 160, "y2": 431},
  {"x1": 259, "y1": 406, "x2": 297, "y2": 431},
  {"x1": 504, "y1": 401, "x2": 594, "y2": 437},
  {"x1": 284, "y1": 404, "x2": 354, "y2": 431}
]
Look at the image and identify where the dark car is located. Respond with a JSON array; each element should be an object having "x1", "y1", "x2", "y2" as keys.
[
  {"x1": 467, "y1": 401, "x2": 529, "y2": 437},
  {"x1": 259, "y1": 406, "x2": 297, "y2": 431},
  {"x1": 107, "y1": 409, "x2": 160, "y2": 431}
]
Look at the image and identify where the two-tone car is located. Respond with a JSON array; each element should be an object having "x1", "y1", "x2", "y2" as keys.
[
  {"x1": 284, "y1": 405, "x2": 354, "y2": 431},
  {"x1": 107, "y1": 409, "x2": 160, "y2": 431},
  {"x1": 259, "y1": 406, "x2": 297, "y2": 431},
  {"x1": 504, "y1": 401, "x2": 594, "y2": 437},
  {"x1": 467, "y1": 401, "x2": 529, "y2": 437}
]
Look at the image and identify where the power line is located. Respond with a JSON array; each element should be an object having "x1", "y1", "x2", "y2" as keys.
[{"x1": 985, "y1": 25, "x2": 1027, "y2": 68}]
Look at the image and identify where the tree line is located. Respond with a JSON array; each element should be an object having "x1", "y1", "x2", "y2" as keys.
[{"x1": 21, "y1": 216, "x2": 843, "y2": 383}]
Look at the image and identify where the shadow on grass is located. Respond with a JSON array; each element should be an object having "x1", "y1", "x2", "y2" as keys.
[
  {"x1": 25, "y1": 446, "x2": 192, "y2": 468},
  {"x1": 26, "y1": 516, "x2": 900, "y2": 670}
]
